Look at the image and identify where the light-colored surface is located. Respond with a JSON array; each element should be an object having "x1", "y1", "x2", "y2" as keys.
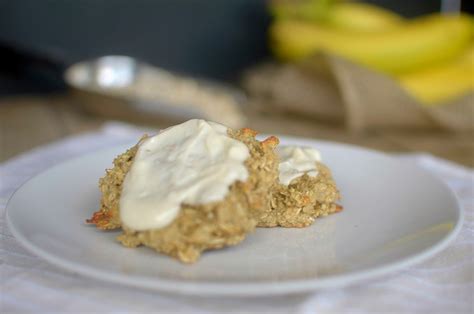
[
  {"x1": 120, "y1": 119, "x2": 249, "y2": 230},
  {"x1": 1, "y1": 95, "x2": 473, "y2": 168},
  {"x1": 1, "y1": 123, "x2": 473, "y2": 313},
  {"x1": 4, "y1": 125, "x2": 463, "y2": 298},
  {"x1": 277, "y1": 145, "x2": 321, "y2": 185}
]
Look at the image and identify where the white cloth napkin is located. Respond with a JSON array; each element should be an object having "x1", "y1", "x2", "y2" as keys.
[{"x1": 1, "y1": 122, "x2": 473, "y2": 313}]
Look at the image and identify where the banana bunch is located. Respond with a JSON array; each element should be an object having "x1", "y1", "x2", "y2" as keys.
[
  {"x1": 271, "y1": 0, "x2": 403, "y2": 32},
  {"x1": 399, "y1": 44, "x2": 474, "y2": 104},
  {"x1": 270, "y1": 0, "x2": 474, "y2": 105}
]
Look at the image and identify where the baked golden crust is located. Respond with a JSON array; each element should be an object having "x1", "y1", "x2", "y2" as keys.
[
  {"x1": 262, "y1": 162, "x2": 342, "y2": 228},
  {"x1": 87, "y1": 128, "x2": 279, "y2": 263},
  {"x1": 86, "y1": 138, "x2": 146, "y2": 230}
]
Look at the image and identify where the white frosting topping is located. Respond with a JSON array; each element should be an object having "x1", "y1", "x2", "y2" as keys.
[
  {"x1": 277, "y1": 146, "x2": 321, "y2": 185},
  {"x1": 119, "y1": 119, "x2": 250, "y2": 231}
]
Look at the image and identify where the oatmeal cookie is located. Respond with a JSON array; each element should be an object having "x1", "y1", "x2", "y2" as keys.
[
  {"x1": 87, "y1": 126, "x2": 279, "y2": 263},
  {"x1": 262, "y1": 161, "x2": 342, "y2": 228}
]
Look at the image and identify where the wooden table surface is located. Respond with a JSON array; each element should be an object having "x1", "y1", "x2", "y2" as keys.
[{"x1": 1, "y1": 93, "x2": 473, "y2": 167}]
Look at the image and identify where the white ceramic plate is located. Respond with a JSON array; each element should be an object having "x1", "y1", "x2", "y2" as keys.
[{"x1": 6, "y1": 136, "x2": 462, "y2": 296}]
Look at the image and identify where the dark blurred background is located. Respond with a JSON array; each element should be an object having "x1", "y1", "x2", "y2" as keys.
[
  {"x1": 0, "y1": 0, "x2": 472, "y2": 166},
  {"x1": 0, "y1": 0, "x2": 470, "y2": 94}
]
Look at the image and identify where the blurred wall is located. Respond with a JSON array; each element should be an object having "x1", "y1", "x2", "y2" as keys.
[
  {"x1": 0, "y1": 0, "x2": 467, "y2": 92},
  {"x1": 0, "y1": 0, "x2": 270, "y2": 81}
]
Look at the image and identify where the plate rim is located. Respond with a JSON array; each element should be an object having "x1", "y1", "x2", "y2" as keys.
[{"x1": 5, "y1": 136, "x2": 464, "y2": 296}]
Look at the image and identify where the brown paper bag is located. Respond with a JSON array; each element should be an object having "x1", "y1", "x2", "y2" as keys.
[
  {"x1": 243, "y1": 53, "x2": 473, "y2": 132},
  {"x1": 243, "y1": 63, "x2": 344, "y2": 122}
]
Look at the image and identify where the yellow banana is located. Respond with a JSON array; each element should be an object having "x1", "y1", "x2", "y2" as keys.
[
  {"x1": 271, "y1": 0, "x2": 332, "y2": 22},
  {"x1": 326, "y1": 2, "x2": 404, "y2": 31},
  {"x1": 271, "y1": 0, "x2": 403, "y2": 32},
  {"x1": 271, "y1": 13, "x2": 473, "y2": 74},
  {"x1": 398, "y1": 45, "x2": 474, "y2": 105}
]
